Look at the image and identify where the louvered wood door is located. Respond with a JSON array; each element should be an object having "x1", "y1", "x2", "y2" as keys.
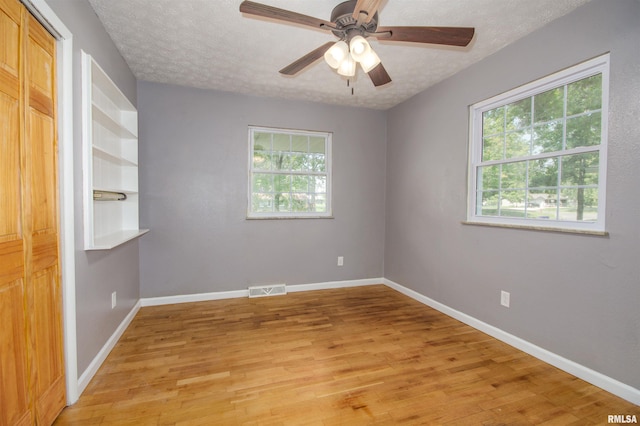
[{"x1": 0, "y1": 0, "x2": 65, "y2": 424}]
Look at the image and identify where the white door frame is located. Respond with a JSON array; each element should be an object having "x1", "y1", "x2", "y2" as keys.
[{"x1": 20, "y1": 0, "x2": 79, "y2": 405}]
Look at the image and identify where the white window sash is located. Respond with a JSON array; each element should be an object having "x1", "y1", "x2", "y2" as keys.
[
  {"x1": 467, "y1": 54, "x2": 610, "y2": 232},
  {"x1": 247, "y1": 126, "x2": 332, "y2": 219}
]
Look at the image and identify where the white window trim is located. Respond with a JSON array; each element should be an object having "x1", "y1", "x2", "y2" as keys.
[
  {"x1": 467, "y1": 53, "x2": 610, "y2": 233},
  {"x1": 247, "y1": 126, "x2": 333, "y2": 219}
]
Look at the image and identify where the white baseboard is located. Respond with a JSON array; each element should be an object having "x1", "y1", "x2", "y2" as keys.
[
  {"x1": 383, "y1": 278, "x2": 640, "y2": 406},
  {"x1": 140, "y1": 289, "x2": 248, "y2": 307},
  {"x1": 140, "y1": 278, "x2": 384, "y2": 306},
  {"x1": 77, "y1": 300, "x2": 141, "y2": 395},
  {"x1": 288, "y1": 277, "x2": 383, "y2": 293}
]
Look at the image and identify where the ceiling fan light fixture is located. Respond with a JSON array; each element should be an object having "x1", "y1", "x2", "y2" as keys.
[
  {"x1": 359, "y1": 49, "x2": 381, "y2": 73},
  {"x1": 324, "y1": 40, "x2": 349, "y2": 69},
  {"x1": 337, "y1": 54, "x2": 356, "y2": 77},
  {"x1": 349, "y1": 35, "x2": 371, "y2": 62}
]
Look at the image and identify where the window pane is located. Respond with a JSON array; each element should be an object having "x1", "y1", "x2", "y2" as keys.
[
  {"x1": 505, "y1": 98, "x2": 531, "y2": 131},
  {"x1": 253, "y1": 132, "x2": 271, "y2": 150},
  {"x1": 252, "y1": 193, "x2": 274, "y2": 212},
  {"x1": 528, "y1": 157, "x2": 558, "y2": 188},
  {"x1": 309, "y1": 137, "x2": 326, "y2": 154},
  {"x1": 567, "y1": 74, "x2": 601, "y2": 116},
  {"x1": 476, "y1": 191, "x2": 499, "y2": 216},
  {"x1": 289, "y1": 153, "x2": 306, "y2": 171},
  {"x1": 478, "y1": 164, "x2": 500, "y2": 191},
  {"x1": 253, "y1": 173, "x2": 273, "y2": 192},
  {"x1": 274, "y1": 193, "x2": 290, "y2": 212},
  {"x1": 505, "y1": 129, "x2": 531, "y2": 158},
  {"x1": 482, "y1": 106, "x2": 504, "y2": 136},
  {"x1": 502, "y1": 161, "x2": 526, "y2": 189},
  {"x1": 561, "y1": 152, "x2": 599, "y2": 186},
  {"x1": 566, "y1": 112, "x2": 601, "y2": 149},
  {"x1": 253, "y1": 151, "x2": 272, "y2": 170},
  {"x1": 527, "y1": 190, "x2": 557, "y2": 220},
  {"x1": 274, "y1": 175, "x2": 291, "y2": 193},
  {"x1": 291, "y1": 175, "x2": 310, "y2": 192},
  {"x1": 311, "y1": 194, "x2": 327, "y2": 213},
  {"x1": 303, "y1": 154, "x2": 314, "y2": 170},
  {"x1": 560, "y1": 188, "x2": 598, "y2": 222},
  {"x1": 272, "y1": 153, "x2": 291, "y2": 170},
  {"x1": 482, "y1": 135, "x2": 503, "y2": 161},
  {"x1": 291, "y1": 135, "x2": 308, "y2": 152},
  {"x1": 312, "y1": 153, "x2": 326, "y2": 172},
  {"x1": 532, "y1": 120, "x2": 563, "y2": 154},
  {"x1": 500, "y1": 191, "x2": 526, "y2": 216},
  {"x1": 313, "y1": 176, "x2": 327, "y2": 193},
  {"x1": 534, "y1": 87, "x2": 564, "y2": 123},
  {"x1": 273, "y1": 133, "x2": 290, "y2": 152},
  {"x1": 291, "y1": 193, "x2": 309, "y2": 212}
]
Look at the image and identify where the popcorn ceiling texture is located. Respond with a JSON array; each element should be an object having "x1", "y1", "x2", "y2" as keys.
[{"x1": 87, "y1": 0, "x2": 591, "y2": 110}]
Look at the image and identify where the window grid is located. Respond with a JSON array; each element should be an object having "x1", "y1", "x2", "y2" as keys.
[
  {"x1": 248, "y1": 127, "x2": 332, "y2": 218},
  {"x1": 468, "y1": 54, "x2": 609, "y2": 231}
]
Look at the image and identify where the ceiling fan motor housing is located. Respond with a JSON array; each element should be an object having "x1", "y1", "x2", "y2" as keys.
[{"x1": 330, "y1": 0, "x2": 379, "y2": 40}]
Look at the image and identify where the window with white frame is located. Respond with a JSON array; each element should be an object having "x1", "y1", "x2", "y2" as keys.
[
  {"x1": 248, "y1": 126, "x2": 332, "y2": 218},
  {"x1": 467, "y1": 54, "x2": 609, "y2": 232}
]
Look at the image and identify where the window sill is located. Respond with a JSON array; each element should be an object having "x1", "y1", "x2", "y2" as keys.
[
  {"x1": 461, "y1": 221, "x2": 608, "y2": 237},
  {"x1": 246, "y1": 215, "x2": 335, "y2": 220}
]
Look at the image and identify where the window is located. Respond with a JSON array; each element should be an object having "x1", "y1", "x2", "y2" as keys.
[
  {"x1": 248, "y1": 126, "x2": 332, "y2": 218},
  {"x1": 467, "y1": 54, "x2": 609, "y2": 232}
]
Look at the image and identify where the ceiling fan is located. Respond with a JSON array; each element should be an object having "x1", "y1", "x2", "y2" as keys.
[{"x1": 239, "y1": 0, "x2": 475, "y2": 87}]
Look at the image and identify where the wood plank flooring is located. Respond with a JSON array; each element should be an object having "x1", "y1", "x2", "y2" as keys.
[{"x1": 54, "y1": 285, "x2": 638, "y2": 425}]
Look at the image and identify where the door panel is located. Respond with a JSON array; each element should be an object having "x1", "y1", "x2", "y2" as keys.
[
  {"x1": 0, "y1": 278, "x2": 31, "y2": 426},
  {"x1": 29, "y1": 109, "x2": 56, "y2": 233},
  {"x1": 0, "y1": 0, "x2": 20, "y2": 77},
  {"x1": 0, "y1": 92, "x2": 20, "y2": 243},
  {"x1": 32, "y1": 266, "x2": 66, "y2": 426}
]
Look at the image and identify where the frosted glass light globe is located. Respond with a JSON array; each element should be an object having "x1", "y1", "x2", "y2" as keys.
[{"x1": 324, "y1": 41, "x2": 349, "y2": 69}]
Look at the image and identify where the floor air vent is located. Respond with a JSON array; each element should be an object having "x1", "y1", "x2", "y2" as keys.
[{"x1": 248, "y1": 284, "x2": 287, "y2": 298}]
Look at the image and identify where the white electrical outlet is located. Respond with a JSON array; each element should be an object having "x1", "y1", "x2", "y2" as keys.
[
  {"x1": 111, "y1": 291, "x2": 117, "y2": 309},
  {"x1": 501, "y1": 290, "x2": 510, "y2": 308},
  {"x1": 337, "y1": 256, "x2": 344, "y2": 266}
]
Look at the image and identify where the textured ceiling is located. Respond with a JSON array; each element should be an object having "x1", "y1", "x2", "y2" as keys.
[{"x1": 87, "y1": 0, "x2": 591, "y2": 110}]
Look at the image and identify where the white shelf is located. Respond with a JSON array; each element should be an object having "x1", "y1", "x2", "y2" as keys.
[
  {"x1": 82, "y1": 51, "x2": 147, "y2": 250},
  {"x1": 93, "y1": 146, "x2": 138, "y2": 167},
  {"x1": 92, "y1": 103, "x2": 137, "y2": 139},
  {"x1": 89, "y1": 229, "x2": 150, "y2": 251}
]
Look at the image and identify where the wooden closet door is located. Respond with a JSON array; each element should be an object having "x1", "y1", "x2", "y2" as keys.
[
  {"x1": 0, "y1": 0, "x2": 65, "y2": 424},
  {"x1": 0, "y1": 0, "x2": 32, "y2": 424},
  {"x1": 24, "y1": 11, "x2": 66, "y2": 425}
]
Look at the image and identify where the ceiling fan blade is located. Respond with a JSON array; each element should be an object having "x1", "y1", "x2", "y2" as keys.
[
  {"x1": 375, "y1": 26, "x2": 475, "y2": 47},
  {"x1": 240, "y1": 1, "x2": 335, "y2": 31},
  {"x1": 352, "y1": 0, "x2": 383, "y2": 24},
  {"x1": 367, "y1": 62, "x2": 392, "y2": 87},
  {"x1": 280, "y1": 42, "x2": 335, "y2": 75}
]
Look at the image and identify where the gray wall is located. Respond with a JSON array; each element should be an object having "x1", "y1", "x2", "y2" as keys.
[
  {"x1": 385, "y1": 0, "x2": 640, "y2": 389},
  {"x1": 45, "y1": 0, "x2": 141, "y2": 374},
  {"x1": 137, "y1": 82, "x2": 387, "y2": 297},
  {"x1": 44, "y1": 0, "x2": 639, "y2": 396}
]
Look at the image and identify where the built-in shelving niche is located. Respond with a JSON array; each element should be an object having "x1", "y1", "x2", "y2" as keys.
[{"x1": 82, "y1": 51, "x2": 148, "y2": 250}]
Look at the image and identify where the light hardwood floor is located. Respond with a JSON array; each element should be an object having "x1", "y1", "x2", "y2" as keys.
[{"x1": 55, "y1": 285, "x2": 638, "y2": 425}]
